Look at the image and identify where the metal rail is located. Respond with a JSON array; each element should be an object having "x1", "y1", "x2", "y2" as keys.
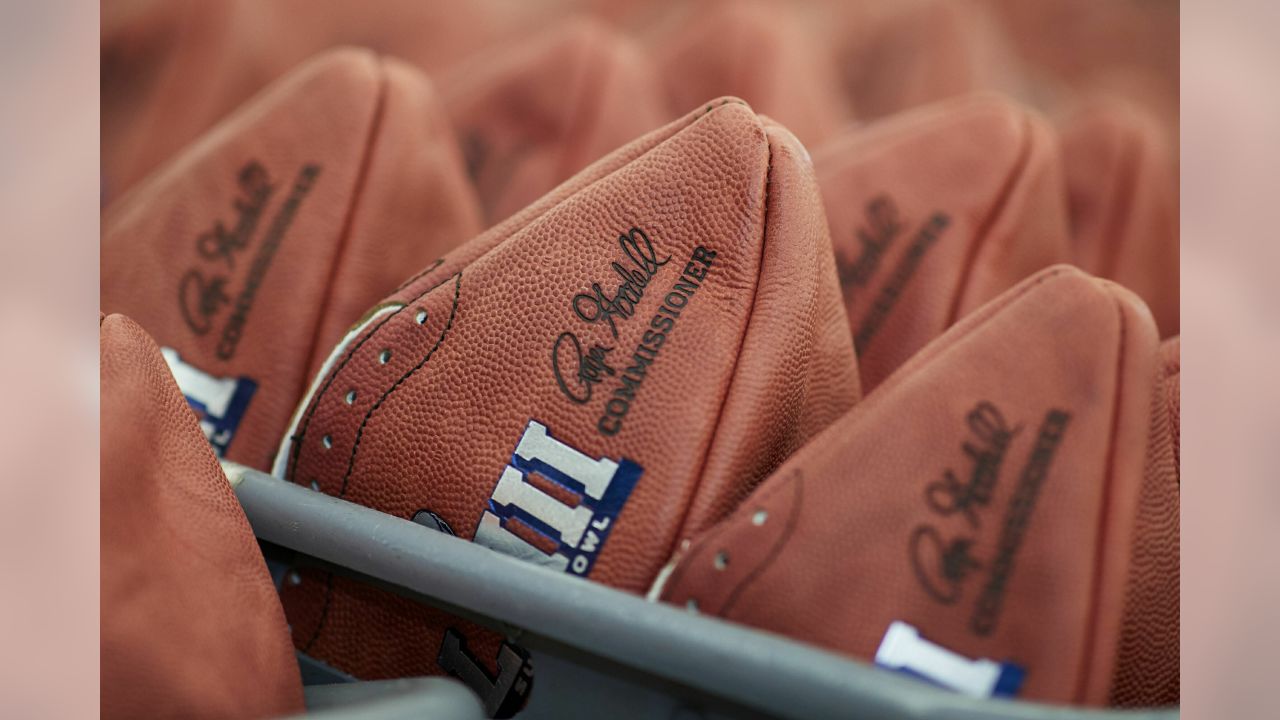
[{"x1": 225, "y1": 461, "x2": 1177, "y2": 720}]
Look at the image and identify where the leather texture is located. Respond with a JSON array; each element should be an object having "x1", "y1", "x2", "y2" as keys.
[
  {"x1": 1109, "y1": 334, "x2": 1179, "y2": 707},
  {"x1": 102, "y1": 48, "x2": 482, "y2": 470},
  {"x1": 813, "y1": 94, "x2": 1070, "y2": 392},
  {"x1": 1160, "y1": 337, "x2": 1179, "y2": 471},
  {"x1": 101, "y1": 0, "x2": 527, "y2": 204},
  {"x1": 1061, "y1": 98, "x2": 1179, "y2": 337},
  {"x1": 273, "y1": 98, "x2": 861, "y2": 680},
  {"x1": 658, "y1": 265, "x2": 1176, "y2": 706},
  {"x1": 101, "y1": 313, "x2": 302, "y2": 720},
  {"x1": 441, "y1": 17, "x2": 668, "y2": 225},
  {"x1": 652, "y1": 0, "x2": 851, "y2": 148}
]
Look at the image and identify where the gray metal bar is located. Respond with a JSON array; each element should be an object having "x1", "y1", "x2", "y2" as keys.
[
  {"x1": 226, "y1": 461, "x2": 1176, "y2": 720},
  {"x1": 297, "y1": 651, "x2": 358, "y2": 686},
  {"x1": 285, "y1": 678, "x2": 485, "y2": 720}
]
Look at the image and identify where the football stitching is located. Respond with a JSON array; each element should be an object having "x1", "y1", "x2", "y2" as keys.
[
  {"x1": 721, "y1": 472, "x2": 804, "y2": 616},
  {"x1": 287, "y1": 268, "x2": 459, "y2": 482},
  {"x1": 294, "y1": 54, "x2": 388, "y2": 434},
  {"x1": 300, "y1": 573, "x2": 334, "y2": 654},
  {"x1": 393, "y1": 256, "x2": 445, "y2": 294},
  {"x1": 302, "y1": 271, "x2": 462, "y2": 652},
  {"x1": 337, "y1": 271, "x2": 463, "y2": 497}
]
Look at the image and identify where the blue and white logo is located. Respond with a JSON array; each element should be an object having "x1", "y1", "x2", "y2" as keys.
[
  {"x1": 875, "y1": 620, "x2": 1025, "y2": 698},
  {"x1": 160, "y1": 347, "x2": 256, "y2": 457},
  {"x1": 474, "y1": 420, "x2": 641, "y2": 577}
]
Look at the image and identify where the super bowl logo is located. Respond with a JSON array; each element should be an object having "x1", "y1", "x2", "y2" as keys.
[
  {"x1": 474, "y1": 420, "x2": 641, "y2": 577},
  {"x1": 160, "y1": 347, "x2": 256, "y2": 457}
]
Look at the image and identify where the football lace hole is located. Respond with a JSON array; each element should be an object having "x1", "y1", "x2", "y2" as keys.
[
  {"x1": 345, "y1": 390, "x2": 357, "y2": 405},
  {"x1": 287, "y1": 571, "x2": 302, "y2": 586},
  {"x1": 379, "y1": 349, "x2": 392, "y2": 365},
  {"x1": 415, "y1": 310, "x2": 427, "y2": 324},
  {"x1": 714, "y1": 551, "x2": 729, "y2": 570},
  {"x1": 751, "y1": 509, "x2": 768, "y2": 526},
  {"x1": 685, "y1": 599, "x2": 699, "y2": 613},
  {"x1": 322, "y1": 435, "x2": 332, "y2": 449},
  {"x1": 310, "y1": 480, "x2": 320, "y2": 492}
]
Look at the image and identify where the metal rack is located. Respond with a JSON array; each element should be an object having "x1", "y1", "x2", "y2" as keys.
[{"x1": 225, "y1": 462, "x2": 1178, "y2": 720}]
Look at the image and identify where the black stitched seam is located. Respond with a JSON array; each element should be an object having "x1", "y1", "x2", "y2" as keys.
[
  {"x1": 338, "y1": 272, "x2": 462, "y2": 497},
  {"x1": 287, "y1": 269, "x2": 459, "y2": 482},
  {"x1": 305, "y1": 271, "x2": 462, "y2": 647},
  {"x1": 393, "y1": 257, "x2": 444, "y2": 294},
  {"x1": 721, "y1": 472, "x2": 804, "y2": 616},
  {"x1": 301, "y1": 573, "x2": 335, "y2": 654},
  {"x1": 292, "y1": 56, "x2": 388, "y2": 447}
]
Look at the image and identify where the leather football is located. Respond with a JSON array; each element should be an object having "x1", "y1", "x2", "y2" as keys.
[
  {"x1": 813, "y1": 94, "x2": 1071, "y2": 392},
  {"x1": 1061, "y1": 98, "x2": 1180, "y2": 337},
  {"x1": 440, "y1": 17, "x2": 668, "y2": 225},
  {"x1": 102, "y1": 0, "x2": 528, "y2": 204},
  {"x1": 651, "y1": 0, "x2": 851, "y2": 148},
  {"x1": 272, "y1": 98, "x2": 862, "y2": 682},
  {"x1": 657, "y1": 265, "x2": 1178, "y2": 707},
  {"x1": 101, "y1": 313, "x2": 302, "y2": 719},
  {"x1": 101, "y1": 47, "x2": 482, "y2": 470},
  {"x1": 96, "y1": 2, "x2": 1183, "y2": 714}
]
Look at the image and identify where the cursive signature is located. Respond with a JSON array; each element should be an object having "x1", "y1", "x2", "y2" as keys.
[
  {"x1": 551, "y1": 331, "x2": 615, "y2": 404},
  {"x1": 839, "y1": 195, "x2": 902, "y2": 289},
  {"x1": 909, "y1": 524, "x2": 982, "y2": 605},
  {"x1": 196, "y1": 162, "x2": 273, "y2": 269},
  {"x1": 179, "y1": 162, "x2": 275, "y2": 336},
  {"x1": 924, "y1": 401, "x2": 1018, "y2": 528},
  {"x1": 908, "y1": 401, "x2": 1015, "y2": 608},
  {"x1": 179, "y1": 269, "x2": 231, "y2": 336},
  {"x1": 571, "y1": 227, "x2": 670, "y2": 339}
]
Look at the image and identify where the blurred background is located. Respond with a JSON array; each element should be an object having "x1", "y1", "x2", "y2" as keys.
[
  {"x1": 0, "y1": 0, "x2": 1274, "y2": 715},
  {"x1": 98, "y1": 0, "x2": 1180, "y2": 209}
]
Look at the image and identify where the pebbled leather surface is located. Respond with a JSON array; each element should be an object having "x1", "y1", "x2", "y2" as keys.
[
  {"x1": 813, "y1": 94, "x2": 1070, "y2": 392},
  {"x1": 1109, "y1": 334, "x2": 1179, "y2": 707},
  {"x1": 275, "y1": 98, "x2": 861, "y2": 680},
  {"x1": 651, "y1": 0, "x2": 851, "y2": 148},
  {"x1": 681, "y1": 116, "x2": 862, "y2": 538},
  {"x1": 101, "y1": 313, "x2": 302, "y2": 719},
  {"x1": 1160, "y1": 337, "x2": 1179, "y2": 471},
  {"x1": 441, "y1": 16, "x2": 668, "y2": 225},
  {"x1": 1061, "y1": 98, "x2": 1180, "y2": 337},
  {"x1": 660, "y1": 266, "x2": 1173, "y2": 706},
  {"x1": 102, "y1": 48, "x2": 481, "y2": 470}
]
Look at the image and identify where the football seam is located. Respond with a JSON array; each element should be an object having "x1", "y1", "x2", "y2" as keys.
[
  {"x1": 553, "y1": 23, "x2": 609, "y2": 188},
  {"x1": 301, "y1": 271, "x2": 462, "y2": 653},
  {"x1": 286, "y1": 266, "x2": 456, "y2": 483},
  {"x1": 1074, "y1": 284, "x2": 1131, "y2": 702},
  {"x1": 943, "y1": 112, "x2": 1035, "y2": 327},
  {"x1": 301, "y1": 573, "x2": 335, "y2": 655},
  {"x1": 662, "y1": 123, "x2": 773, "y2": 572},
  {"x1": 337, "y1": 272, "x2": 463, "y2": 497},
  {"x1": 292, "y1": 53, "x2": 392, "y2": 452},
  {"x1": 720, "y1": 472, "x2": 804, "y2": 616}
]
